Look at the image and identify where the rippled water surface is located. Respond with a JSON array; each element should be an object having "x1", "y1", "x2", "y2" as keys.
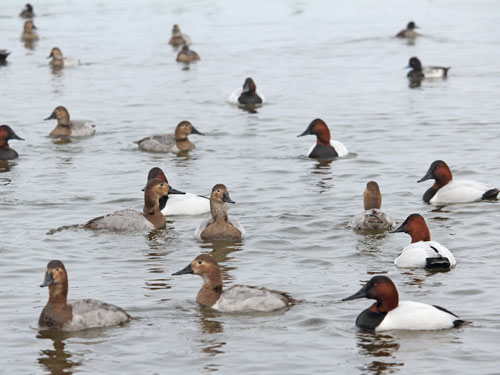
[{"x1": 2, "y1": 0, "x2": 500, "y2": 374}]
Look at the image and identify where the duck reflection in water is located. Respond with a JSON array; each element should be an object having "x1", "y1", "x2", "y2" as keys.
[
  {"x1": 312, "y1": 159, "x2": 333, "y2": 193},
  {"x1": 197, "y1": 306, "x2": 226, "y2": 373},
  {"x1": 37, "y1": 329, "x2": 82, "y2": 375},
  {"x1": 356, "y1": 330, "x2": 403, "y2": 375}
]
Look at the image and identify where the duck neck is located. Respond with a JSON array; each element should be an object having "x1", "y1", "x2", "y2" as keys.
[
  {"x1": 0, "y1": 138, "x2": 9, "y2": 149},
  {"x1": 175, "y1": 138, "x2": 194, "y2": 151},
  {"x1": 372, "y1": 288, "x2": 399, "y2": 313},
  {"x1": 143, "y1": 193, "x2": 165, "y2": 228},
  {"x1": 364, "y1": 193, "x2": 381, "y2": 210},
  {"x1": 210, "y1": 200, "x2": 228, "y2": 223},
  {"x1": 197, "y1": 270, "x2": 223, "y2": 306},
  {"x1": 316, "y1": 129, "x2": 331, "y2": 147},
  {"x1": 409, "y1": 223, "x2": 431, "y2": 243},
  {"x1": 58, "y1": 116, "x2": 70, "y2": 127},
  {"x1": 48, "y1": 280, "x2": 68, "y2": 306}
]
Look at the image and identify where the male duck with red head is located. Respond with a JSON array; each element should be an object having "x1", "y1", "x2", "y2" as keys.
[
  {"x1": 297, "y1": 118, "x2": 349, "y2": 159},
  {"x1": 228, "y1": 77, "x2": 265, "y2": 106},
  {"x1": 39, "y1": 260, "x2": 131, "y2": 331},
  {"x1": 418, "y1": 160, "x2": 499, "y2": 205},
  {"x1": 343, "y1": 275, "x2": 464, "y2": 331},
  {"x1": 0, "y1": 125, "x2": 24, "y2": 160},
  {"x1": 391, "y1": 213, "x2": 456, "y2": 269}
]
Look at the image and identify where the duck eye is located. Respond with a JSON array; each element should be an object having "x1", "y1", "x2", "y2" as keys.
[
  {"x1": 198, "y1": 261, "x2": 202, "y2": 265},
  {"x1": 56, "y1": 268, "x2": 59, "y2": 272},
  {"x1": 373, "y1": 282, "x2": 378, "y2": 287}
]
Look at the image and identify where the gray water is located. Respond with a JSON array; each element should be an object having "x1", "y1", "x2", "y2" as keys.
[{"x1": 1, "y1": 0, "x2": 500, "y2": 374}]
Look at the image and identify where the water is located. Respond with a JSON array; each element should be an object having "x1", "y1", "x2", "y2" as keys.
[{"x1": 1, "y1": 0, "x2": 500, "y2": 374}]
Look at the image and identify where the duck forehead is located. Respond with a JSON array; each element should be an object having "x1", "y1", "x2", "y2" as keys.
[{"x1": 47, "y1": 259, "x2": 65, "y2": 270}]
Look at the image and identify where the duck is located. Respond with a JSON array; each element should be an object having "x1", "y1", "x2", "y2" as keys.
[
  {"x1": 135, "y1": 120, "x2": 204, "y2": 153},
  {"x1": 39, "y1": 260, "x2": 131, "y2": 331},
  {"x1": 0, "y1": 50, "x2": 11, "y2": 64},
  {"x1": 172, "y1": 254, "x2": 295, "y2": 312},
  {"x1": 176, "y1": 45, "x2": 200, "y2": 63},
  {"x1": 19, "y1": 3, "x2": 35, "y2": 18},
  {"x1": 349, "y1": 181, "x2": 396, "y2": 231},
  {"x1": 391, "y1": 213, "x2": 456, "y2": 269},
  {"x1": 194, "y1": 184, "x2": 245, "y2": 241},
  {"x1": 44, "y1": 106, "x2": 96, "y2": 137},
  {"x1": 297, "y1": 118, "x2": 349, "y2": 159},
  {"x1": 0, "y1": 125, "x2": 24, "y2": 160},
  {"x1": 47, "y1": 47, "x2": 80, "y2": 68},
  {"x1": 407, "y1": 57, "x2": 450, "y2": 80},
  {"x1": 145, "y1": 167, "x2": 210, "y2": 216},
  {"x1": 342, "y1": 275, "x2": 464, "y2": 331},
  {"x1": 396, "y1": 21, "x2": 419, "y2": 38},
  {"x1": 168, "y1": 24, "x2": 191, "y2": 47},
  {"x1": 21, "y1": 20, "x2": 38, "y2": 41},
  {"x1": 84, "y1": 178, "x2": 178, "y2": 231},
  {"x1": 418, "y1": 160, "x2": 499, "y2": 204},
  {"x1": 228, "y1": 78, "x2": 265, "y2": 106}
]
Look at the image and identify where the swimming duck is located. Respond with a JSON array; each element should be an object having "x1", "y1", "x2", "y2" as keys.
[
  {"x1": 47, "y1": 47, "x2": 80, "y2": 68},
  {"x1": 39, "y1": 260, "x2": 131, "y2": 331},
  {"x1": 172, "y1": 254, "x2": 294, "y2": 312},
  {"x1": 136, "y1": 120, "x2": 204, "y2": 153},
  {"x1": 145, "y1": 167, "x2": 210, "y2": 216},
  {"x1": 396, "y1": 21, "x2": 419, "y2": 38},
  {"x1": 342, "y1": 275, "x2": 464, "y2": 331},
  {"x1": 21, "y1": 20, "x2": 38, "y2": 41},
  {"x1": 19, "y1": 3, "x2": 35, "y2": 18},
  {"x1": 228, "y1": 78, "x2": 265, "y2": 106},
  {"x1": 418, "y1": 160, "x2": 499, "y2": 204},
  {"x1": 44, "y1": 106, "x2": 96, "y2": 137},
  {"x1": 407, "y1": 57, "x2": 450, "y2": 80},
  {"x1": 194, "y1": 184, "x2": 245, "y2": 241},
  {"x1": 0, "y1": 125, "x2": 24, "y2": 160},
  {"x1": 0, "y1": 50, "x2": 11, "y2": 64},
  {"x1": 168, "y1": 24, "x2": 191, "y2": 47},
  {"x1": 84, "y1": 178, "x2": 178, "y2": 231},
  {"x1": 349, "y1": 181, "x2": 396, "y2": 231},
  {"x1": 297, "y1": 118, "x2": 349, "y2": 159},
  {"x1": 176, "y1": 45, "x2": 200, "y2": 63},
  {"x1": 391, "y1": 213, "x2": 456, "y2": 269}
]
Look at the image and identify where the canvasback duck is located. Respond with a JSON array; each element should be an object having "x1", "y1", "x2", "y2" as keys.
[
  {"x1": 172, "y1": 254, "x2": 295, "y2": 312},
  {"x1": 297, "y1": 118, "x2": 349, "y2": 159},
  {"x1": 342, "y1": 275, "x2": 464, "y2": 331},
  {"x1": 396, "y1": 21, "x2": 419, "y2": 38},
  {"x1": 176, "y1": 45, "x2": 200, "y2": 63},
  {"x1": 228, "y1": 78, "x2": 265, "y2": 106},
  {"x1": 44, "y1": 106, "x2": 96, "y2": 137},
  {"x1": 39, "y1": 260, "x2": 131, "y2": 331},
  {"x1": 349, "y1": 181, "x2": 396, "y2": 231},
  {"x1": 407, "y1": 57, "x2": 450, "y2": 80},
  {"x1": 145, "y1": 167, "x2": 210, "y2": 215},
  {"x1": 48, "y1": 47, "x2": 80, "y2": 68},
  {"x1": 84, "y1": 178, "x2": 179, "y2": 231},
  {"x1": 136, "y1": 120, "x2": 204, "y2": 153},
  {"x1": 418, "y1": 160, "x2": 499, "y2": 204},
  {"x1": 19, "y1": 3, "x2": 35, "y2": 18},
  {"x1": 0, "y1": 125, "x2": 24, "y2": 160},
  {"x1": 0, "y1": 50, "x2": 11, "y2": 64},
  {"x1": 21, "y1": 20, "x2": 38, "y2": 41},
  {"x1": 391, "y1": 213, "x2": 456, "y2": 269},
  {"x1": 168, "y1": 24, "x2": 191, "y2": 47},
  {"x1": 195, "y1": 184, "x2": 245, "y2": 241}
]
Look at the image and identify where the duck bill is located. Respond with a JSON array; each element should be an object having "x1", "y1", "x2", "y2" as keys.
[
  {"x1": 222, "y1": 192, "x2": 235, "y2": 203},
  {"x1": 342, "y1": 285, "x2": 368, "y2": 301},
  {"x1": 390, "y1": 222, "x2": 405, "y2": 233},
  {"x1": 169, "y1": 186, "x2": 185, "y2": 195},
  {"x1": 172, "y1": 263, "x2": 193, "y2": 275},
  {"x1": 417, "y1": 168, "x2": 433, "y2": 183},
  {"x1": 46, "y1": 52, "x2": 53, "y2": 59},
  {"x1": 40, "y1": 271, "x2": 54, "y2": 287},
  {"x1": 297, "y1": 127, "x2": 312, "y2": 137},
  {"x1": 9, "y1": 129, "x2": 24, "y2": 141},
  {"x1": 44, "y1": 111, "x2": 56, "y2": 120},
  {"x1": 190, "y1": 126, "x2": 204, "y2": 136}
]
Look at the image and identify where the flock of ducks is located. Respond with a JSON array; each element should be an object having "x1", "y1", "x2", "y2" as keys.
[{"x1": 3, "y1": 5, "x2": 499, "y2": 333}]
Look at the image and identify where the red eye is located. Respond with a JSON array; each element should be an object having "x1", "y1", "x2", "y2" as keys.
[{"x1": 373, "y1": 282, "x2": 378, "y2": 287}]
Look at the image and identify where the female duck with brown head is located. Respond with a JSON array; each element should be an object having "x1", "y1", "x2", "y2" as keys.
[
  {"x1": 0, "y1": 125, "x2": 24, "y2": 160},
  {"x1": 418, "y1": 160, "x2": 498, "y2": 204},
  {"x1": 297, "y1": 118, "x2": 349, "y2": 159},
  {"x1": 168, "y1": 24, "x2": 191, "y2": 47},
  {"x1": 349, "y1": 181, "x2": 396, "y2": 231},
  {"x1": 48, "y1": 47, "x2": 80, "y2": 68},
  {"x1": 19, "y1": 3, "x2": 35, "y2": 18},
  {"x1": 173, "y1": 254, "x2": 295, "y2": 312},
  {"x1": 136, "y1": 120, "x2": 204, "y2": 153},
  {"x1": 342, "y1": 275, "x2": 464, "y2": 331},
  {"x1": 194, "y1": 184, "x2": 245, "y2": 241},
  {"x1": 39, "y1": 260, "x2": 131, "y2": 331},
  {"x1": 396, "y1": 21, "x2": 419, "y2": 38},
  {"x1": 21, "y1": 20, "x2": 38, "y2": 41},
  {"x1": 84, "y1": 178, "x2": 180, "y2": 231},
  {"x1": 44, "y1": 106, "x2": 96, "y2": 137},
  {"x1": 228, "y1": 77, "x2": 265, "y2": 106},
  {"x1": 391, "y1": 213, "x2": 456, "y2": 269},
  {"x1": 176, "y1": 44, "x2": 200, "y2": 63}
]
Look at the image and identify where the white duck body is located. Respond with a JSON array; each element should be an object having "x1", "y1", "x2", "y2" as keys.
[
  {"x1": 422, "y1": 66, "x2": 449, "y2": 79},
  {"x1": 211, "y1": 285, "x2": 292, "y2": 312},
  {"x1": 430, "y1": 179, "x2": 497, "y2": 205},
  {"x1": 349, "y1": 209, "x2": 396, "y2": 231},
  {"x1": 194, "y1": 216, "x2": 246, "y2": 241},
  {"x1": 86, "y1": 209, "x2": 154, "y2": 231},
  {"x1": 162, "y1": 193, "x2": 210, "y2": 216},
  {"x1": 68, "y1": 120, "x2": 96, "y2": 137},
  {"x1": 228, "y1": 88, "x2": 265, "y2": 105},
  {"x1": 137, "y1": 134, "x2": 179, "y2": 153},
  {"x1": 63, "y1": 298, "x2": 130, "y2": 331},
  {"x1": 376, "y1": 301, "x2": 460, "y2": 331},
  {"x1": 307, "y1": 140, "x2": 348, "y2": 158},
  {"x1": 394, "y1": 240, "x2": 456, "y2": 268}
]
